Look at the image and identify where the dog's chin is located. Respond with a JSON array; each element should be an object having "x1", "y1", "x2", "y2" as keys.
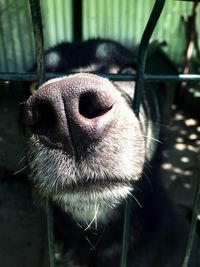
[{"x1": 52, "y1": 184, "x2": 132, "y2": 226}]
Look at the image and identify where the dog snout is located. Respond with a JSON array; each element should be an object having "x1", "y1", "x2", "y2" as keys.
[{"x1": 24, "y1": 73, "x2": 118, "y2": 153}]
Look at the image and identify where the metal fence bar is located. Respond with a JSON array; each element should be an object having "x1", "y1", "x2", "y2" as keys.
[
  {"x1": 1, "y1": 72, "x2": 200, "y2": 82},
  {"x1": 46, "y1": 200, "x2": 56, "y2": 267},
  {"x1": 182, "y1": 181, "x2": 200, "y2": 267},
  {"x1": 120, "y1": 197, "x2": 133, "y2": 267},
  {"x1": 120, "y1": 1, "x2": 166, "y2": 267},
  {"x1": 29, "y1": 0, "x2": 45, "y2": 86},
  {"x1": 29, "y1": 1, "x2": 55, "y2": 267},
  {"x1": 133, "y1": 0, "x2": 166, "y2": 114}
]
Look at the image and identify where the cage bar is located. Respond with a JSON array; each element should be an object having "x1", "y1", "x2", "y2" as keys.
[
  {"x1": 182, "y1": 181, "x2": 200, "y2": 267},
  {"x1": 46, "y1": 200, "x2": 56, "y2": 267},
  {"x1": 29, "y1": 1, "x2": 55, "y2": 267},
  {"x1": 133, "y1": 0, "x2": 166, "y2": 114},
  {"x1": 120, "y1": 1, "x2": 166, "y2": 267},
  {"x1": 1, "y1": 72, "x2": 200, "y2": 82},
  {"x1": 29, "y1": 0, "x2": 45, "y2": 86}
]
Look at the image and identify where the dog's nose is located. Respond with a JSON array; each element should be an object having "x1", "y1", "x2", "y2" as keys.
[{"x1": 24, "y1": 74, "x2": 118, "y2": 155}]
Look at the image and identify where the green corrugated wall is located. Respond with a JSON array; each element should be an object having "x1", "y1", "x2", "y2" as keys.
[{"x1": 0, "y1": 0, "x2": 199, "y2": 72}]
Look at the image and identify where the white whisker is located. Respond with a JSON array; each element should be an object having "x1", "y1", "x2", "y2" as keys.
[
  {"x1": 84, "y1": 235, "x2": 96, "y2": 251},
  {"x1": 143, "y1": 135, "x2": 162, "y2": 144},
  {"x1": 128, "y1": 192, "x2": 142, "y2": 208},
  {"x1": 18, "y1": 156, "x2": 26, "y2": 164},
  {"x1": 84, "y1": 204, "x2": 99, "y2": 231},
  {"x1": 13, "y1": 165, "x2": 28, "y2": 175}
]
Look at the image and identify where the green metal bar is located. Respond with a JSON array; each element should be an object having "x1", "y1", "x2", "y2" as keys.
[
  {"x1": 121, "y1": 1, "x2": 166, "y2": 267},
  {"x1": 29, "y1": 1, "x2": 55, "y2": 267},
  {"x1": 1, "y1": 72, "x2": 200, "y2": 82},
  {"x1": 182, "y1": 181, "x2": 200, "y2": 267},
  {"x1": 133, "y1": 0, "x2": 166, "y2": 114},
  {"x1": 46, "y1": 201, "x2": 56, "y2": 267},
  {"x1": 144, "y1": 74, "x2": 200, "y2": 82},
  {"x1": 29, "y1": 0, "x2": 45, "y2": 86},
  {"x1": 120, "y1": 198, "x2": 132, "y2": 267}
]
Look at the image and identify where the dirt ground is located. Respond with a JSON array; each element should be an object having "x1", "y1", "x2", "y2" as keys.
[
  {"x1": 160, "y1": 103, "x2": 200, "y2": 209},
  {"x1": 0, "y1": 81, "x2": 199, "y2": 267}
]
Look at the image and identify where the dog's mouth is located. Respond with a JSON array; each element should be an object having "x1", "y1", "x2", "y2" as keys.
[{"x1": 60, "y1": 178, "x2": 131, "y2": 194}]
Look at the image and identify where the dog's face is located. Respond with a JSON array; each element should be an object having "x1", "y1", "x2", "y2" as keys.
[{"x1": 23, "y1": 40, "x2": 146, "y2": 224}]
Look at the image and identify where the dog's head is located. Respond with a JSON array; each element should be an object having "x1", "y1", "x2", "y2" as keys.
[{"x1": 23, "y1": 40, "x2": 146, "y2": 224}]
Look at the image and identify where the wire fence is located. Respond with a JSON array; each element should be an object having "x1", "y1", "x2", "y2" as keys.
[{"x1": 0, "y1": 0, "x2": 200, "y2": 266}]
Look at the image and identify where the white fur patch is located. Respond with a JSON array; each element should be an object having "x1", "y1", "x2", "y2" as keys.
[
  {"x1": 70, "y1": 64, "x2": 100, "y2": 73},
  {"x1": 95, "y1": 43, "x2": 111, "y2": 59},
  {"x1": 52, "y1": 184, "x2": 133, "y2": 225},
  {"x1": 45, "y1": 51, "x2": 61, "y2": 68}
]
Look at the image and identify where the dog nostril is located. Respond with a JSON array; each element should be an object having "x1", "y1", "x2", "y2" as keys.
[
  {"x1": 79, "y1": 92, "x2": 112, "y2": 119},
  {"x1": 26, "y1": 102, "x2": 57, "y2": 134}
]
